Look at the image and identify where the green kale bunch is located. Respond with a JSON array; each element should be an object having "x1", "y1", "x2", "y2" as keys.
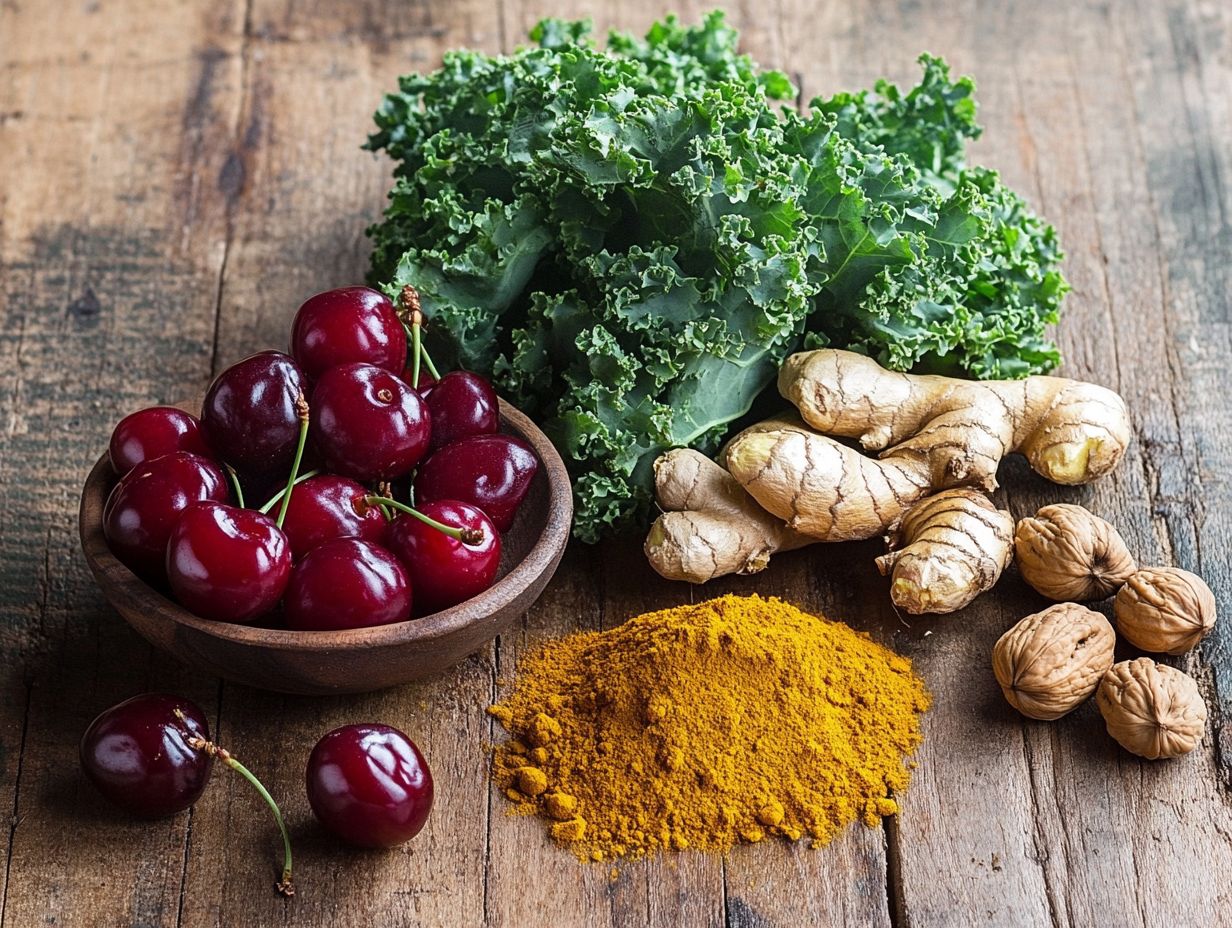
[{"x1": 366, "y1": 12, "x2": 1068, "y2": 541}]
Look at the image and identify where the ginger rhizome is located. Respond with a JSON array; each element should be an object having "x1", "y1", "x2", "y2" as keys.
[
  {"x1": 644, "y1": 448, "x2": 812, "y2": 583},
  {"x1": 875, "y1": 489, "x2": 1013, "y2": 615}
]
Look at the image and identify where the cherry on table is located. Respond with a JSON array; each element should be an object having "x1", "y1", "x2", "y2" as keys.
[
  {"x1": 103, "y1": 451, "x2": 229, "y2": 578},
  {"x1": 80, "y1": 693, "x2": 213, "y2": 818},
  {"x1": 305, "y1": 723, "x2": 433, "y2": 848},
  {"x1": 425, "y1": 371, "x2": 499, "y2": 451},
  {"x1": 283, "y1": 538, "x2": 411, "y2": 631},
  {"x1": 385, "y1": 500, "x2": 500, "y2": 615},
  {"x1": 166, "y1": 502, "x2": 292, "y2": 623},
  {"x1": 109, "y1": 406, "x2": 213, "y2": 476},
  {"x1": 200, "y1": 350, "x2": 308, "y2": 475},
  {"x1": 279, "y1": 474, "x2": 387, "y2": 559},
  {"x1": 310, "y1": 363, "x2": 430, "y2": 482},
  {"x1": 415, "y1": 434, "x2": 538, "y2": 532},
  {"x1": 290, "y1": 286, "x2": 406, "y2": 379}
]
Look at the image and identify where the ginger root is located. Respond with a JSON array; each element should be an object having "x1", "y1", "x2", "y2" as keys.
[
  {"x1": 644, "y1": 448, "x2": 814, "y2": 583},
  {"x1": 779, "y1": 349, "x2": 1132, "y2": 490},
  {"x1": 876, "y1": 489, "x2": 1013, "y2": 615}
]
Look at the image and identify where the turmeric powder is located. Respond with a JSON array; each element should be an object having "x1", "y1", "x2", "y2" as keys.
[{"x1": 489, "y1": 594, "x2": 930, "y2": 862}]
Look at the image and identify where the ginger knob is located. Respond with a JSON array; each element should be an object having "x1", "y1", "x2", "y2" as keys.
[
  {"x1": 992, "y1": 603, "x2": 1115, "y2": 720},
  {"x1": 1114, "y1": 567, "x2": 1216, "y2": 656},
  {"x1": 1014, "y1": 504, "x2": 1136, "y2": 602},
  {"x1": 1096, "y1": 658, "x2": 1207, "y2": 759}
]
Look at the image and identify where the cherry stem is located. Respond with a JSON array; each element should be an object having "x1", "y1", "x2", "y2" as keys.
[
  {"x1": 399, "y1": 284, "x2": 441, "y2": 384},
  {"x1": 364, "y1": 495, "x2": 484, "y2": 545},
  {"x1": 257, "y1": 470, "x2": 319, "y2": 515},
  {"x1": 186, "y1": 734, "x2": 295, "y2": 897},
  {"x1": 275, "y1": 395, "x2": 310, "y2": 530},
  {"x1": 410, "y1": 314, "x2": 423, "y2": 392},
  {"x1": 224, "y1": 464, "x2": 245, "y2": 509}
]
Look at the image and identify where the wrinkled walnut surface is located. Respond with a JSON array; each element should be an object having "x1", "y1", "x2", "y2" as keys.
[
  {"x1": 1014, "y1": 504, "x2": 1136, "y2": 602},
  {"x1": 1096, "y1": 657, "x2": 1207, "y2": 759},
  {"x1": 1115, "y1": 566, "x2": 1217, "y2": 656}
]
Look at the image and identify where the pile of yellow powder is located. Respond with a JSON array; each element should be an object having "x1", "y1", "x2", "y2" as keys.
[{"x1": 488, "y1": 594, "x2": 930, "y2": 862}]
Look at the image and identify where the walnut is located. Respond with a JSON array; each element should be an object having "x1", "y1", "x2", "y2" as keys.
[
  {"x1": 1014, "y1": 504, "x2": 1136, "y2": 601},
  {"x1": 1096, "y1": 658, "x2": 1206, "y2": 759},
  {"x1": 992, "y1": 603, "x2": 1116, "y2": 720},
  {"x1": 1114, "y1": 567, "x2": 1216, "y2": 656}
]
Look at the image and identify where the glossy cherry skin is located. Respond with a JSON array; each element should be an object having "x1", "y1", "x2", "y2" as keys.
[
  {"x1": 80, "y1": 694, "x2": 213, "y2": 818},
  {"x1": 284, "y1": 539, "x2": 411, "y2": 631},
  {"x1": 385, "y1": 501, "x2": 500, "y2": 615},
  {"x1": 201, "y1": 351, "x2": 308, "y2": 475},
  {"x1": 280, "y1": 475, "x2": 387, "y2": 559},
  {"x1": 415, "y1": 435, "x2": 538, "y2": 532},
  {"x1": 310, "y1": 363, "x2": 430, "y2": 481},
  {"x1": 425, "y1": 371, "x2": 499, "y2": 451},
  {"x1": 109, "y1": 407, "x2": 213, "y2": 476},
  {"x1": 103, "y1": 452, "x2": 229, "y2": 578},
  {"x1": 305, "y1": 723, "x2": 433, "y2": 848},
  {"x1": 401, "y1": 366, "x2": 437, "y2": 397},
  {"x1": 166, "y1": 502, "x2": 292, "y2": 623},
  {"x1": 290, "y1": 286, "x2": 406, "y2": 379}
]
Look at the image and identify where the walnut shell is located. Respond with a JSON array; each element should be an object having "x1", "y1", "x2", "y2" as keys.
[
  {"x1": 1014, "y1": 504, "x2": 1136, "y2": 601},
  {"x1": 1096, "y1": 658, "x2": 1207, "y2": 759},
  {"x1": 1114, "y1": 567, "x2": 1217, "y2": 656},
  {"x1": 992, "y1": 603, "x2": 1115, "y2": 720}
]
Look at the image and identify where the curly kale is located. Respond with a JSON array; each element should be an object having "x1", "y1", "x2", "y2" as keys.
[{"x1": 365, "y1": 12, "x2": 1068, "y2": 541}]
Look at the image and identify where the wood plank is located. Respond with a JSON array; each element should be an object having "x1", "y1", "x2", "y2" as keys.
[
  {"x1": 173, "y1": 2, "x2": 504, "y2": 924},
  {"x1": 0, "y1": 1, "x2": 245, "y2": 925}
]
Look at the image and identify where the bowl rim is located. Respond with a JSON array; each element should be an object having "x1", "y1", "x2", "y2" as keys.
[{"x1": 79, "y1": 398, "x2": 573, "y2": 653}]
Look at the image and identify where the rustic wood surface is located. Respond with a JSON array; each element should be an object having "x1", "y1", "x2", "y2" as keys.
[{"x1": 1, "y1": 0, "x2": 1229, "y2": 925}]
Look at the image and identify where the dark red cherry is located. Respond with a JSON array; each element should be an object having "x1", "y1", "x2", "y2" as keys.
[
  {"x1": 109, "y1": 407, "x2": 213, "y2": 476},
  {"x1": 166, "y1": 502, "x2": 291, "y2": 623},
  {"x1": 290, "y1": 286, "x2": 407, "y2": 379},
  {"x1": 280, "y1": 475, "x2": 387, "y2": 559},
  {"x1": 80, "y1": 693, "x2": 212, "y2": 818},
  {"x1": 310, "y1": 363, "x2": 430, "y2": 481},
  {"x1": 305, "y1": 723, "x2": 433, "y2": 848},
  {"x1": 415, "y1": 435, "x2": 538, "y2": 532},
  {"x1": 283, "y1": 539, "x2": 411, "y2": 631},
  {"x1": 425, "y1": 371, "x2": 499, "y2": 451},
  {"x1": 385, "y1": 501, "x2": 500, "y2": 615},
  {"x1": 201, "y1": 351, "x2": 308, "y2": 475},
  {"x1": 103, "y1": 452, "x2": 229, "y2": 578}
]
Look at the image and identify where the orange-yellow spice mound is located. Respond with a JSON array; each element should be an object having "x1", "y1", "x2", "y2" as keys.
[{"x1": 488, "y1": 594, "x2": 930, "y2": 862}]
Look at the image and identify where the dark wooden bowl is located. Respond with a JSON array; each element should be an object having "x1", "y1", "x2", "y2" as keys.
[{"x1": 78, "y1": 400, "x2": 572, "y2": 695}]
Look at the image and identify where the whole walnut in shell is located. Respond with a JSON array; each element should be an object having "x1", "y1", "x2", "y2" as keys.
[
  {"x1": 992, "y1": 603, "x2": 1116, "y2": 720},
  {"x1": 1114, "y1": 567, "x2": 1216, "y2": 656},
  {"x1": 1096, "y1": 658, "x2": 1207, "y2": 759},
  {"x1": 1014, "y1": 504, "x2": 1136, "y2": 601}
]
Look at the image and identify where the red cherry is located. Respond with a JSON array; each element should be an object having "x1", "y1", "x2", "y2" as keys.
[
  {"x1": 279, "y1": 475, "x2": 387, "y2": 559},
  {"x1": 201, "y1": 351, "x2": 308, "y2": 475},
  {"x1": 109, "y1": 407, "x2": 213, "y2": 476},
  {"x1": 290, "y1": 287, "x2": 407, "y2": 379},
  {"x1": 103, "y1": 451, "x2": 229, "y2": 578},
  {"x1": 425, "y1": 371, "x2": 499, "y2": 451},
  {"x1": 80, "y1": 694, "x2": 213, "y2": 818},
  {"x1": 310, "y1": 363, "x2": 430, "y2": 481},
  {"x1": 415, "y1": 435, "x2": 538, "y2": 532},
  {"x1": 283, "y1": 539, "x2": 411, "y2": 631},
  {"x1": 305, "y1": 724, "x2": 433, "y2": 848},
  {"x1": 385, "y1": 501, "x2": 500, "y2": 614},
  {"x1": 166, "y1": 502, "x2": 291, "y2": 623}
]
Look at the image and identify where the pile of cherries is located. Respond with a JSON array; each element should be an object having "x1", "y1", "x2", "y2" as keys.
[
  {"x1": 103, "y1": 285, "x2": 539, "y2": 629},
  {"x1": 80, "y1": 692, "x2": 434, "y2": 895}
]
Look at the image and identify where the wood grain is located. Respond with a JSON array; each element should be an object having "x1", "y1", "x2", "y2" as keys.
[{"x1": 1, "y1": 0, "x2": 1230, "y2": 925}]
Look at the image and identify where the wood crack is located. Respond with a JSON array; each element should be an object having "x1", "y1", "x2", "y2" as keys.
[{"x1": 0, "y1": 681, "x2": 33, "y2": 928}]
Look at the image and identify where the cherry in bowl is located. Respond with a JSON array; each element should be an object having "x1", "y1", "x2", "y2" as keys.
[
  {"x1": 284, "y1": 538, "x2": 411, "y2": 631},
  {"x1": 109, "y1": 406, "x2": 213, "y2": 476},
  {"x1": 279, "y1": 475, "x2": 388, "y2": 559},
  {"x1": 306, "y1": 723, "x2": 433, "y2": 848},
  {"x1": 415, "y1": 434, "x2": 539, "y2": 532},
  {"x1": 385, "y1": 501, "x2": 500, "y2": 615},
  {"x1": 201, "y1": 350, "x2": 308, "y2": 476},
  {"x1": 425, "y1": 371, "x2": 498, "y2": 451},
  {"x1": 290, "y1": 286, "x2": 406, "y2": 379}
]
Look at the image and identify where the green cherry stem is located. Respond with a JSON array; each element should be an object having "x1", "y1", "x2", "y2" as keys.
[
  {"x1": 257, "y1": 470, "x2": 319, "y2": 516},
  {"x1": 410, "y1": 311, "x2": 423, "y2": 390},
  {"x1": 364, "y1": 495, "x2": 483, "y2": 545},
  {"x1": 274, "y1": 395, "x2": 310, "y2": 530},
  {"x1": 420, "y1": 342, "x2": 441, "y2": 381},
  {"x1": 224, "y1": 464, "x2": 246, "y2": 509},
  {"x1": 399, "y1": 284, "x2": 441, "y2": 384},
  {"x1": 186, "y1": 735, "x2": 295, "y2": 897}
]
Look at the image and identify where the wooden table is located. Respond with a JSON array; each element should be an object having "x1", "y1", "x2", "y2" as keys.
[{"x1": 2, "y1": 0, "x2": 1229, "y2": 924}]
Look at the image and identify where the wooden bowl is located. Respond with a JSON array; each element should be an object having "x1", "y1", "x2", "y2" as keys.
[{"x1": 78, "y1": 400, "x2": 572, "y2": 695}]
